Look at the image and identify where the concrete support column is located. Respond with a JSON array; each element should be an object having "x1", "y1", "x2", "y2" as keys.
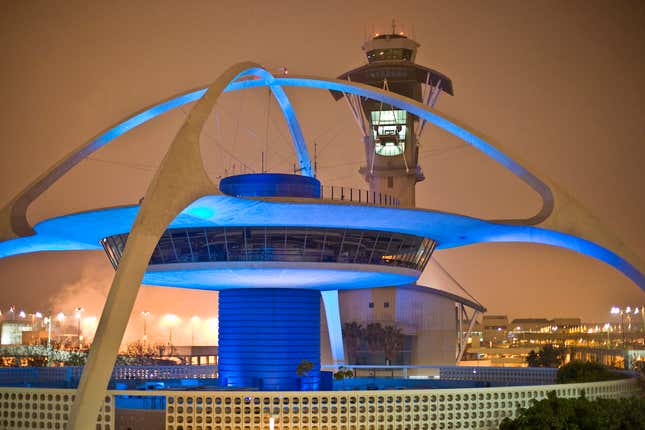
[{"x1": 321, "y1": 290, "x2": 345, "y2": 366}]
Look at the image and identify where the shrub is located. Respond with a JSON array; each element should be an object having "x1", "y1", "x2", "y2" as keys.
[
  {"x1": 499, "y1": 391, "x2": 645, "y2": 430},
  {"x1": 556, "y1": 360, "x2": 626, "y2": 384}
]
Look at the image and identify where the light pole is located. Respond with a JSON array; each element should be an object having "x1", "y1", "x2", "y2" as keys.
[
  {"x1": 162, "y1": 314, "x2": 179, "y2": 346},
  {"x1": 141, "y1": 311, "x2": 151, "y2": 343},
  {"x1": 191, "y1": 316, "x2": 200, "y2": 346},
  {"x1": 44, "y1": 317, "x2": 52, "y2": 349},
  {"x1": 74, "y1": 307, "x2": 84, "y2": 349},
  {"x1": 610, "y1": 306, "x2": 639, "y2": 349}
]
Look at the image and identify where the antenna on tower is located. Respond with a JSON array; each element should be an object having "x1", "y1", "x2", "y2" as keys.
[{"x1": 391, "y1": 18, "x2": 397, "y2": 35}]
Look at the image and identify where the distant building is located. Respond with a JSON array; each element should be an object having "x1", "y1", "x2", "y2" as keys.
[
  {"x1": 482, "y1": 315, "x2": 509, "y2": 347},
  {"x1": 0, "y1": 321, "x2": 32, "y2": 345}
]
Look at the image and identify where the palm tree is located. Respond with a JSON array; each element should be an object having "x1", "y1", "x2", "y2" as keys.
[
  {"x1": 382, "y1": 325, "x2": 404, "y2": 365},
  {"x1": 365, "y1": 323, "x2": 385, "y2": 354},
  {"x1": 342, "y1": 322, "x2": 363, "y2": 364}
]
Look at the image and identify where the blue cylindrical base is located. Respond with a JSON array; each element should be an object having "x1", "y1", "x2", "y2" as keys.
[{"x1": 218, "y1": 288, "x2": 320, "y2": 390}]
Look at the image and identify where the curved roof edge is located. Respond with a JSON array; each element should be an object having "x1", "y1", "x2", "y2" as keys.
[{"x1": 400, "y1": 283, "x2": 486, "y2": 313}]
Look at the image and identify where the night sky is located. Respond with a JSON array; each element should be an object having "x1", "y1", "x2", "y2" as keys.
[{"x1": 1, "y1": 1, "x2": 644, "y2": 344}]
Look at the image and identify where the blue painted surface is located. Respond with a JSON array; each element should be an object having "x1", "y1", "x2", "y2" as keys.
[
  {"x1": 220, "y1": 173, "x2": 321, "y2": 198},
  {"x1": 218, "y1": 288, "x2": 320, "y2": 390},
  {"x1": 0, "y1": 195, "x2": 643, "y2": 290}
]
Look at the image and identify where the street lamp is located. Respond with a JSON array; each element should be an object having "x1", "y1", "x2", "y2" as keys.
[
  {"x1": 190, "y1": 316, "x2": 200, "y2": 346},
  {"x1": 161, "y1": 314, "x2": 180, "y2": 346},
  {"x1": 141, "y1": 311, "x2": 151, "y2": 343},
  {"x1": 43, "y1": 317, "x2": 52, "y2": 349},
  {"x1": 74, "y1": 307, "x2": 84, "y2": 348},
  {"x1": 610, "y1": 306, "x2": 640, "y2": 348}
]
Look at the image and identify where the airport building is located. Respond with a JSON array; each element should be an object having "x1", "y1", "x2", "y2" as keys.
[{"x1": 0, "y1": 30, "x2": 643, "y2": 430}]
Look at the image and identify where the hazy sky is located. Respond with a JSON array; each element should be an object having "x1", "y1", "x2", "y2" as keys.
[{"x1": 0, "y1": 1, "x2": 644, "y2": 344}]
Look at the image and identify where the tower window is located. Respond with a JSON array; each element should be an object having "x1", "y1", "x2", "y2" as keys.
[
  {"x1": 371, "y1": 110, "x2": 406, "y2": 156},
  {"x1": 387, "y1": 176, "x2": 393, "y2": 188},
  {"x1": 384, "y1": 302, "x2": 390, "y2": 308},
  {"x1": 368, "y1": 302, "x2": 374, "y2": 308}
]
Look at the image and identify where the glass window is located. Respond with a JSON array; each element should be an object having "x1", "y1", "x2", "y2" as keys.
[
  {"x1": 207, "y1": 229, "x2": 228, "y2": 261},
  {"x1": 339, "y1": 231, "x2": 362, "y2": 263},
  {"x1": 247, "y1": 227, "x2": 267, "y2": 261},
  {"x1": 321, "y1": 230, "x2": 343, "y2": 262},
  {"x1": 189, "y1": 229, "x2": 210, "y2": 262},
  {"x1": 170, "y1": 230, "x2": 193, "y2": 263},
  {"x1": 371, "y1": 110, "x2": 407, "y2": 157},
  {"x1": 102, "y1": 227, "x2": 435, "y2": 272}
]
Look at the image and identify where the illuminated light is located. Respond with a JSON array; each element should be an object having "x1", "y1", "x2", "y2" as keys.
[
  {"x1": 374, "y1": 33, "x2": 380, "y2": 37},
  {"x1": 56, "y1": 312, "x2": 65, "y2": 322},
  {"x1": 34, "y1": 312, "x2": 42, "y2": 318},
  {"x1": 185, "y1": 206, "x2": 215, "y2": 219},
  {"x1": 399, "y1": 32, "x2": 405, "y2": 35},
  {"x1": 161, "y1": 314, "x2": 180, "y2": 326},
  {"x1": 610, "y1": 307, "x2": 620, "y2": 315},
  {"x1": 74, "y1": 307, "x2": 84, "y2": 320},
  {"x1": 269, "y1": 416, "x2": 275, "y2": 430},
  {"x1": 18, "y1": 311, "x2": 26, "y2": 318},
  {"x1": 635, "y1": 308, "x2": 639, "y2": 315},
  {"x1": 626, "y1": 306, "x2": 632, "y2": 314}
]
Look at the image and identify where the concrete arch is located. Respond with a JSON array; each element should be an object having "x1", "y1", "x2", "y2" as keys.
[
  {"x1": 0, "y1": 70, "x2": 311, "y2": 243},
  {"x1": 66, "y1": 62, "x2": 279, "y2": 428}
]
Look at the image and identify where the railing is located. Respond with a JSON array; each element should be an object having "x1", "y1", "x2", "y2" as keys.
[
  {"x1": 0, "y1": 364, "x2": 218, "y2": 387},
  {"x1": 323, "y1": 365, "x2": 560, "y2": 386},
  {"x1": 320, "y1": 185, "x2": 400, "y2": 208},
  {"x1": 0, "y1": 377, "x2": 640, "y2": 430}
]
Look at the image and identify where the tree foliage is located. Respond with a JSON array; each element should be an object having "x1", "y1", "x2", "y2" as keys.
[
  {"x1": 296, "y1": 359, "x2": 314, "y2": 377},
  {"x1": 382, "y1": 325, "x2": 404, "y2": 363},
  {"x1": 499, "y1": 391, "x2": 645, "y2": 430},
  {"x1": 526, "y1": 344, "x2": 564, "y2": 367},
  {"x1": 342, "y1": 322, "x2": 363, "y2": 364},
  {"x1": 556, "y1": 360, "x2": 626, "y2": 384},
  {"x1": 343, "y1": 321, "x2": 406, "y2": 364},
  {"x1": 365, "y1": 323, "x2": 385, "y2": 353}
]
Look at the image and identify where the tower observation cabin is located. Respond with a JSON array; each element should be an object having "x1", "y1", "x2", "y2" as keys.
[{"x1": 333, "y1": 29, "x2": 454, "y2": 208}]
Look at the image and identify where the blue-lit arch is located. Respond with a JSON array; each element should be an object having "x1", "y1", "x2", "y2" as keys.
[{"x1": 0, "y1": 66, "x2": 643, "y2": 294}]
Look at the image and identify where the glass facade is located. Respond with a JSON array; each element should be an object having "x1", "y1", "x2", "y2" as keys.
[
  {"x1": 102, "y1": 227, "x2": 436, "y2": 272},
  {"x1": 371, "y1": 110, "x2": 407, "y2": 156},
  {"x1": 366, "y1": 48, "x2": 413, "y2": 62}
]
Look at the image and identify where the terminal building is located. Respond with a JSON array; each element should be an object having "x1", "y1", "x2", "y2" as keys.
[{"x1": 0, "y1": 29, "x2": 644, "y2": 430}]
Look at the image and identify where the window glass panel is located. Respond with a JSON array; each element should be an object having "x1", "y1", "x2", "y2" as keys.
[
  {"x1": 170, "y1": 230, "x2": 193, "y2": 263},
  {"x1": 339, "y1": 231, "x2": 361, "y2": 263},
  {"x1": 157, "y1": 235, "x2": 177, "y2": 263},
  {"x1": 371, "y1": 235, "x2": 392, "y2": 265},
  {"x1": 303, "y1": 230, "x2": 325, "y2": 261},
  {"x1": 240, "y1": 227, "x2": 266, "y2": 261},
  {"x1": 321, "y1": 230, "x2": 343, "y2": 262},
  {"x1": 207, "y1": 229, "x2": 227, "y2": 261},
  {"x1": 188, "y1": 229, "x2": 210, "y2": 262},
  {"x1": 356, "y1": 232, "x2": 376, "y2": 264}
]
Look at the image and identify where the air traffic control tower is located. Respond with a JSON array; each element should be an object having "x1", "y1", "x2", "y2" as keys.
[{"x1": 333, "y1": 29, "x2": 453, "y2": 208}]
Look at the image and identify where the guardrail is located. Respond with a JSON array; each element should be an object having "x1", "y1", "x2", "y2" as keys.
[
  {"x1": 322, "y1": 365, "x2": 560, "y2": 386},
  {"x1": 320, "y1": 185, "x2": 400, "y2": 208},
  {"x1": 0, "y1": 364, "x2": 218, "y2": 387},
  {"x1": 0, "y1": 377, "x2": 640, "y2": 430}
]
